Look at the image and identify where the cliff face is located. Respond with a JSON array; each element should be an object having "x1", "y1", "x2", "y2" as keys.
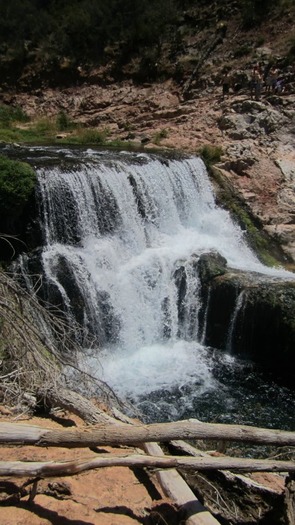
[{"x1": 1, "y1": 1, "x2": 295, "y2": 264}]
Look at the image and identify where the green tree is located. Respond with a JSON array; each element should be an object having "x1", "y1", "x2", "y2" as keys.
[{"x1": 241, "y1": 0, "x2": 276, "y2": 28}]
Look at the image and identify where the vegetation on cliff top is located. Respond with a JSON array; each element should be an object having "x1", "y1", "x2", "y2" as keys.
[{"x1": 1, "y1": 0, "x2": 295, "y2": 87}]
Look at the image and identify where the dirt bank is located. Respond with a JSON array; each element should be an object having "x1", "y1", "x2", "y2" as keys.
[{"x1": 0, "y1": 408, "x2": 178, "y2": 525}]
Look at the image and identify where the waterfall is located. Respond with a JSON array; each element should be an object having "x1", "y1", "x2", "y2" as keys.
[
  {"x1": 226, "y1": 290, "x2": 246, "y2": 353},
  {"x1": 25, "y1": 147, "x2": 295, "y2": 423},
  {"x1": 200, "y1": 285, "x2": 211, "y2": 345}
]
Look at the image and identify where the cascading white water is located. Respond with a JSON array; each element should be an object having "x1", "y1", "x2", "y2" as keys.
[
  {"x1": 226, "y1": 290, "x2": 246, "y2": 353},
  {"x1": 34, "y1": 149, "x2": 294, "y2": 422}
]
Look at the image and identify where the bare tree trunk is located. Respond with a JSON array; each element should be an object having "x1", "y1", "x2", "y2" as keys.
[
  {"x1": 144, "y1": 442, "x2": 220, "y2": 525},
  {"x1": 0, "y1": 454, "x2": 294, "y2": 478},
  {"x1": 1, "y1": 419, "x2": 295, "y2": 448}
]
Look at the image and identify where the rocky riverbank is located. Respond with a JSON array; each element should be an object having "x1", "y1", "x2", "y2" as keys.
[{"x1": 3, "y1": 76, "x2": 294, "y2": 266}]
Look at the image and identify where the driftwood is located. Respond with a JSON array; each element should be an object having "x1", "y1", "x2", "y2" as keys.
[
  {"x1": 144, "y1": 442, "x2": 220, "y2": 525},
  {"x1": 1, "y1": 419, "x2": 295, "y2": 448},
  {"x1": 0, "y1": 453, "x2": 294, "y2": 478},
  {"x1": 170, "y1": 439, "x2": 285, "y2": 492},
  {"x1": 44, "y1": 387, "x2": 218, "y2": 525},
  {"x1": 169, "y1": 440, "x2": 290, "y2": 523},
  {"x1": 113, "y1": 408, "x2": 220, "y2": 525},
  {"x1": 1, "y1": 391, "x2": 294, "y2": 525},
  {"x1": 41, "y1": 386, "x2": 118, "y2": 424}
]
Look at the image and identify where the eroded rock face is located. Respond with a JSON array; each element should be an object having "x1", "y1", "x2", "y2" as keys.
[
  {"x1": 2, "y1": 74, "x2": 295, "y2": 264},
  {"x1": 215, "y1": 94, "x2": 295, "y2": 264},
  {"x1": 198, "y1": 254, "x2": 295, "y2": 385},
  {"x1": 219, "y1": 102, "x2": 287, "y2": 138}
]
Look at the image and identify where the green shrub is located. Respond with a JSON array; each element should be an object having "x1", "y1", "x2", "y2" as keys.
[
  {"x1": 0, "y1": 156, "x2": 36, "y2": 217},
  {"x1": 71, "y1": 128, "x2": 108, "y2": 144},
  {"x1": 199, "y1": 144, "x2": 223, "y2": 166},
  {"x1": 122, "y1": 121, "x2": 134, "y2": 132},
  {"x1": 0, "y1": 104, "x2": 29, "y2": 127},
  {"x1": 153, "y1": 128, "x2": 169, "y2": 145},
  {"x1": 56, "y1": 110, "x2": 73, "y2": 131},
  {"x1": 0, "y1": 128, "x2": 21, "y2": 142},
  {"x1": 256, "y1": 36, "x2": 265, "y2": 47},
  {"x1": 233, "y1": 45, "x2": 251, "y2": 58},
  {"x1": 34, "y1": 117, "x2": 56, "y2": 135}
]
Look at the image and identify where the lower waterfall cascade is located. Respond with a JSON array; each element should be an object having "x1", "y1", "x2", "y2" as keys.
[{"x1": 17, "y1": 146, "x2": 295, "y2": 429}]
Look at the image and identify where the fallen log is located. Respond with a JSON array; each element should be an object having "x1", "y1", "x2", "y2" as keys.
[
  {"x1": 39, "y1": 387, "x2": 295, "y2": 524},
  {"x1": 169, "y1": 440, "x2": 289, "y2": 523},
  {"x1": 41, "y1": 387, "x2": 118, "y2": 424},
  {"x1": 0, "y1": 454, "x2": 294, "y2": 478},
  {"x1": 170, "y1": 439, "x2": 285, "y2": 493},
  {"x1": 1, "y1": 419, "x2": 295, "y2": 447},
  {"x1": 44, "y1": 387, "x2": 219, "y2": 525},
  {"x1": 114, "y1": 409, "x2": 220, "y2": 524},
  {"x1": 170, "y1": 439, "x2": 289, "y2": 490},
  {"x1": 145, "y1": 442, "x2": 220, "y2": 525}
]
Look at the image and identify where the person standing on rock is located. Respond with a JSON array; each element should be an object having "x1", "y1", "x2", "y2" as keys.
[
  {"x1": 265, "y1": 65, "x2": 279, "y2": 94},
  {"x1": 221, "y1": 69, "x2": 231, "y2": 100},
  {"x1": 250, "y1": 66, "x2": 262, "y2": 100},
  {"x1": 255, "y1": 69, "x2": 263, "y2": 100}
]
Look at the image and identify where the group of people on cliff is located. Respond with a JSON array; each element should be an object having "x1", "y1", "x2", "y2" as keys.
[
  {"x1": 249, "y1": 62, "x2": 282, "y2": 100},
  {"x1": 221, "y1": 62, "x2": 294, "y2": 101}
]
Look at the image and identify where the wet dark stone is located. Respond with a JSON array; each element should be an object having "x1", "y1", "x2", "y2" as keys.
[
  {"x1": 173, "y1": 265, "x2": 187, "y2": 325},
  {"x1": 128, "y1": 174, "x2": 146, "y2": 219},
  {"x1": 201, "y1": 267, "x2": 295, "y2": 386},
  {"x1": 198, "y1": 251, "x2": 228, "y2": 283}
]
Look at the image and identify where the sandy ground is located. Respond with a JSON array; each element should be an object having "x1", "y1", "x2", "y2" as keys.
[{"x1": 0, "y1": 410, "x2": 176, "y2": 525}]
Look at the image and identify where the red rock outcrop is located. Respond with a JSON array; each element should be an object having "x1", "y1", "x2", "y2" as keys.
[{"x1": 8, "y1": 77, "x2": 295, "y2": 265}]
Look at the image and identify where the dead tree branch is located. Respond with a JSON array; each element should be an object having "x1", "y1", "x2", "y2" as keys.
[
  {"x1": 0, "y1": 454, "x2": 294, "y2": 478},
  {"x1": 0, "y1": 419, "x2": 295, "y2": 448}
]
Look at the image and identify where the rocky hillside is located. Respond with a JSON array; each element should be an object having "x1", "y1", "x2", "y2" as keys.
[{"x1": 1, "y1": 0, "x2": 295, "y2": 89}]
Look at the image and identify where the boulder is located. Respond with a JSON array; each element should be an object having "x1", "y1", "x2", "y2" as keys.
[
  {"x1": 197, "y1": 252, "x2": 228, "y2": 283},
  {"x1": 219, "y1": 103, "x2": 287, "y2": 139},
  {"x1": 198, "y1": 258, "x2": 295, "y2": 386}
]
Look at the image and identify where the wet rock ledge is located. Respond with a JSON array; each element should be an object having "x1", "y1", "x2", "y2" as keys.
[{"x1": 197, "y1": 252, "x2": 295, "y2": 386}]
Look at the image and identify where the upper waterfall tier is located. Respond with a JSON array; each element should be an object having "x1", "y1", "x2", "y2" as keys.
[
  {"x1": 37, "y1": 149, "x2": 291, "y2": 275},
  {"x1": 33, "y1": 149, "x2": 293, "y2": 347}
]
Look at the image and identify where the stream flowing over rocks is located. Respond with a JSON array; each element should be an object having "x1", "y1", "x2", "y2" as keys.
[{"x1": 1, "y1": 143, "x2": 293, "y2": 525}]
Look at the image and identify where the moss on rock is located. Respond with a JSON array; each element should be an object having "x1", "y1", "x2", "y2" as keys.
[
  {"x1": 0, "y1": 155, "x2": 36, "y2": 218},
  {"x1": 209, "y1": 166, "x2": 290, "y2": 267}
]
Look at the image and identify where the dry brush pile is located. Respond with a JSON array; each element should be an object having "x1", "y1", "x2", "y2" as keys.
[{"x1": 0, "y1": 269, "x2": 120, "y2": 415}]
